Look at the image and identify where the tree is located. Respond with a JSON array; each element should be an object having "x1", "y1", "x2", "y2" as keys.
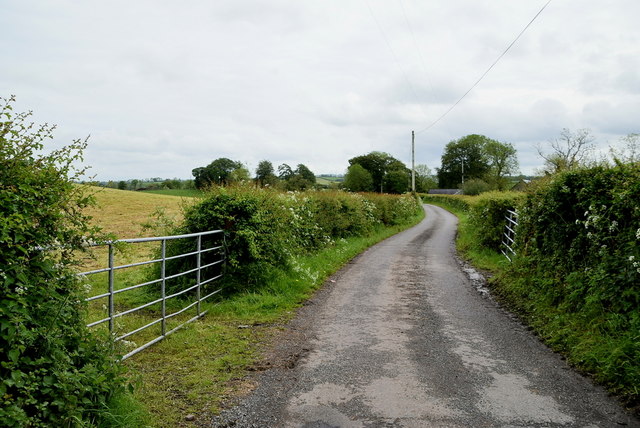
[
  {"x1": 279, "y1": 163, "x2": 316, "y2": 191},
  {"x1": 348, "y1": 151, "x2": 409, "y2": 193},
  {"x1": 437, "y1": 135, "x2": 490, "y2": 188},
  {"x1": 295, "y1": 164, "x2": 316, "y2": 185},
  {"x1": 0, "y1": 96, "x2": 125, "y2": 426},
  {"x1": 277, "y1": 163, "x2": 294, "y2": 180},
  {"x1": 414, "y1": 164, "x2": 437, "y2": 193},
  {"x1": 117, "y1": 180, "x2": 127, "y2": 190},
  {"x1": 384, "y1": 169, "x2": 410, "y2": 194},
  {"x1": 610, "y1": 133, "x2": 640, "y2": 164},
  {"x1": 484, "y1": 140, "x2": 519, "y2": 190},
  {"x1": 192, "y1": 157, "x2": 244, "y2": 189},
  {"x1": 537, "y1": 128, "x2": 595, "y2": 174},
  {"x1": 255, "y1": 160, "x2": 277, "y2": 187},
  {"x1": 343, "y1": 163, "x2": 374, "y2": 192},
  {"x1": 228, "y1": 166, "x2": 250, "y2": 183}
]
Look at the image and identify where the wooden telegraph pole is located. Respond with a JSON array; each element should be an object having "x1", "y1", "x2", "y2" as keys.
[{"x1": 411, "y1": 130, "x2": 415, "y2": 193}]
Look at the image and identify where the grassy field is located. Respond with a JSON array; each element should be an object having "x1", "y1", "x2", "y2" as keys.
[
  {"x1": 84, "y1": 186, "x2": 199, "y2": 238},
  {"x1": 82, "y1": 187, "x2": 424, "y2": 427}
]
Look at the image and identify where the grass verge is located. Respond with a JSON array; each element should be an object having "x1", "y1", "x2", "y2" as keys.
[{"x1": 116, "y1": 210, "x2": 425, "y2": 427}]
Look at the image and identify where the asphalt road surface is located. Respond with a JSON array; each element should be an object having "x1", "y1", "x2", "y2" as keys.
[{"x1": 213, "y1": 204, "x2": 639, "y2": 427}]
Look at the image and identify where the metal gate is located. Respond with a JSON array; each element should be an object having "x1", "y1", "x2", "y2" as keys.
[
  {"x1": 501, "y1": 210, "x2": 518, "y2": 261},
  {"x1": 80, "y1": 230, "x2": 225, "y2": 359}
]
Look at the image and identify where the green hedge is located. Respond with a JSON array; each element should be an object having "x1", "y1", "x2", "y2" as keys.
[
  {"x1": 163, "y1": 187, "x2": 422, "y2": 294},
  {"x1": 468, "y1": 191, "x2": 524, "y2": 251},
  {"x1": 1, "y1": 96, "x2": 125, "y2": 426},
  {"x1": 422, "y1": 193, "x2": 523, "y2": 251},
  {"x1": 504, "y1": 165, "x2": 640, "y2": 405},
  {"x1": 421, "y1": 194, "x2": 474, "y2": 212}
]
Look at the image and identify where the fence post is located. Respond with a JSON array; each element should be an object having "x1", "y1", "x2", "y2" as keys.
[
  {"x1": 161, "y1": 239, "x2": 166, "y2": 336},
  {"x1": 108, "y1": 243, "x2": 115, "y2": 333}
]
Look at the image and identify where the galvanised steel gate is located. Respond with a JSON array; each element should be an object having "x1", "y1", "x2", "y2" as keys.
[
  {"x1": 501, "y1": 209, "x2": 518, "y2": 261},
  {"x1": 80, "y1": 230, "x2": 225, "y2": 359}
]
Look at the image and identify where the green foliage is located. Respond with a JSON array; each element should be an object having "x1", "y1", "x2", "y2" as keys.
[
  {"x1": 192, "y1": 157, "x2": 244, "y2": 189},
  {"x1": 467, "y1": 191, "x2": 524, "y2": 251},
  {"x1": 484, "y1": 140, "x2": 519, "y2": 190},
  {"x1": 162, "y1": 186, "x2": 422, "y2": 295},
  {"x1": 343, "y1": 164, "x2": 374, "y2": 192},
  {"x1": 277, "y1": 163, "x2": 317, "y2": 191},
  {"x1": 421, "y1": 194, "x2": 474, "y2": 213},
  {"x1": 0, "y1": 96, "x2": 126, "y2": 426},
  {"x1": 255, "y1": 160, "x2": 277, "y2": 187},
  {"x1": 501, "y1": 164, "x2": 640, "y2": 405},
  {"x1": 414, "y1": 164, "x2": 437, "y2": 193},
  {"x1": 348, "y1": 151, "x2": 409, "y2": 193},
  {"x1": 427, "y1": 175, "x2": 640, "y2": 406},
  {"x1": 437, "y1": 134, "x2": 491, "y2": 188},
  {"x1": 383, "y1": 169, "x2": 410, "y2": 194},
  {"x1": 461, "y1": 178, "x2": 491, "y2": 196},
  {"x1": 437, "y1": 134, "x2": 518, "y2": 189}
]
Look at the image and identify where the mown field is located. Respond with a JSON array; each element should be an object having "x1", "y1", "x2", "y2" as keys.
[
  {"x1": 84, "y1": 187, "x2": 198, "y2": 238},
  {"x1": 82, "y1": 187, "x2": 424, "y2": 427}
]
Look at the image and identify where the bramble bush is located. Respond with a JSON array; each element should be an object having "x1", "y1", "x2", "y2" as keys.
[
  {"x1": 161, "y1": 186, "x2": 422, "y2": 295},
  {"x1": 0, "y1": 96, "x2": 126, "y2": 426}
]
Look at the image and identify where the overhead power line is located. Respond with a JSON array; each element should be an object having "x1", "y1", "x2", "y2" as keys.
[
  {"x1": 416, "y1": 0, "x2": 553, "y2": 134},
  {"x1": 365, "y1": 0, "x2": 427, "y2": 117}
]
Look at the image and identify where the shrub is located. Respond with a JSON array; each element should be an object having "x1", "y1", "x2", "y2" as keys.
[
  {"x1": 0, "y1": 96, "x2": 126, "y2": 426},
  {"x1": 161, "y1": 187, "x2": 421, "y2": 295}
]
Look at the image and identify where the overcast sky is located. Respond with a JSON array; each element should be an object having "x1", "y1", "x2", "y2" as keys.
[{"x1": 2, "y1": 1, "x2": 639, "y2": 180}]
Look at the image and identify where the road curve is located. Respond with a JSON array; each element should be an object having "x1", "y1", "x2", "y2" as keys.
[{"x1": 213, "y1": 205, "x2": 639, "y2": 427}]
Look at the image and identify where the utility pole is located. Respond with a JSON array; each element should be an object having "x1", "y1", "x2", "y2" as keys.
[
  {"x1": 461, "y1": 157, "x2": 465, "y2": 185},
  {"x1": 411, "y1": 130, "x2": 415, "y2": 193}
]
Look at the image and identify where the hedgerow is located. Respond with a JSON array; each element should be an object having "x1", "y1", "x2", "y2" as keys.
[
  {"x1": 424, "y1": 177, "x2": 640, "y2": 407},
  {"x1": 422, "y1": 193, "x2": 523, "y2": 252},
  {"x1": 163, "y1": 186, "x2": 422, "y2": 295},
  {"x1": 0, "y1": 96, "x2": 126, "y2": 426},
  {"x1": 468, "y1": 191, "x2": 524, "y2": 251},
  {"x1": 502, "y1": 164, "x2": 640, "y2": 406}
]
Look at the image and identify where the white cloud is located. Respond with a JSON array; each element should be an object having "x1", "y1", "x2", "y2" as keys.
[{"x1": 2, "y1": 0, "x2": 639, "y2": 178}]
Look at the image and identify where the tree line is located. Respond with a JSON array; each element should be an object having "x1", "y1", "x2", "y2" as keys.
[
  {"x1": 192, "y1": 158, "x2": 318, "y2": 191},
  {"x1": 191, "y1": 152, "x2": 438, "y2": 194}
]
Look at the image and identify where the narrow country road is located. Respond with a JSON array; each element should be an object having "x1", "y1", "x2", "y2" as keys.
[{"x1": 213, "y1": 205, "x2": 639, "y2": 427}]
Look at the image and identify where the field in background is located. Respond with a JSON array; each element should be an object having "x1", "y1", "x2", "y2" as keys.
[
  {"x1": 84, "y1": 186, "x2": 198, "y2": 238},
  {"x1": 141, "y1": 188, "x2": 204, "y2": 198}
]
